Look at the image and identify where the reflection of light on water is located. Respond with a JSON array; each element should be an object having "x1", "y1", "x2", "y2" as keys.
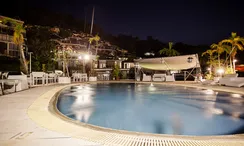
[
  {"x1": 206, "y1": 108, "x2": 223, "y2": 115},
  {"x1": 137, "y1": 84, "x2": 142, "y2": 91},
  {"x1": 71, "y1": 89, "x2": 95, "y2": 122},
  {"x1": 150, "y1": 83, "x2": 154, "y2": 86},
  {"x1": 231, "y1": 94, "x2": 242, "y2": 98},
  {"x1": 231, "y1": 112, "x2": 241, "y2": 122},
  {"x1": 148, "y1": 85, "x2": 156, "y2": 91},
  {"x1": 204, "y1": 89, "x2": 215, "y2": 95},
  {"x1": 77, "y1": 85, "x2": 84, "y2": 90}
]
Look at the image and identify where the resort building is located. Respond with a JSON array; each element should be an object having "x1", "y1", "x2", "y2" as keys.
[
  {"x1": 54, "y1": 32, "x2": 135, "y2": 79},
  {"x1": 0, "y1": 15, "x2": 27, "y2": 57}
]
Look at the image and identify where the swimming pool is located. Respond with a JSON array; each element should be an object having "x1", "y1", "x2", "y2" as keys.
[{"x1": 57, "y1": 83, "x2": 244, "y2": 136}]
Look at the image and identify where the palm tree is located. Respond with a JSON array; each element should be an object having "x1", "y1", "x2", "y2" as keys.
[
  {"x1": 89, "y1": 34, "x2": 100, "y2": 56},
  {"x1": 3, "y1": 18, "x2": 28, "y2": 73},
  {"x1": 210, "y1": 43, "x2": 224, "y2": 68},
  {"x1": 202, "y1": 49, "x2": 216, "y2": 75},
  {"x1": 159, "y1": 42, "x2": 180, "y2": 57},
  {"x1": 220, "y1": 32, "x2": 244, "y2": 73},
  {"x1": 13, "y1": 23, "x2": 28, "y2": 74}
]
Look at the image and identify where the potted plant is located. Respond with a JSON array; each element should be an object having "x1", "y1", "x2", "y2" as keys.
[{"x1": 112, "y1": 64, "x2": 120, "y2": 80}]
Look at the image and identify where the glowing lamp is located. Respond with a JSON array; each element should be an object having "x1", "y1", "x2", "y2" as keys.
[
  {"x1": 217, "y1": 68, "x2": 224, "y2": 74},
  {"x1": 84, "y1": 54, "x2": 90, "y2": 60}
]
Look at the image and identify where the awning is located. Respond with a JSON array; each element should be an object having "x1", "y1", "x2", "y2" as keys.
[{"x1": 134, "y1": 54, "x2": 200, "y2": 70}]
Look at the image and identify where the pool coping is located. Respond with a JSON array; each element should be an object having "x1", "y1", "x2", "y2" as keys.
[{"x1": 28, "y1": 81, "x2": 244, "y2": 145}]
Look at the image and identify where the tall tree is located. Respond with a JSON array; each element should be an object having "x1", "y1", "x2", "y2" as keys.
[
  {"x1": 13, "y1": 23, "x2": 28, "y2": 73},
  {"x1": 210, "y1": 43, "x2": 224, "y2": 68},
  {"x1": 202, "y1": 49, "x2": 216, "y2": 75},
  {"x1": 220, "y1": 32, "x2": 244, "y2": 73},
  {"x1": 2, "y1": 18, "x2": 28, "y2": 73},
  {"x1": 89, "y1": 34, "x2": 100, "y2": 56},
  {"x1": 159, "y1": 42, "x2": 180, "y2": 57}
]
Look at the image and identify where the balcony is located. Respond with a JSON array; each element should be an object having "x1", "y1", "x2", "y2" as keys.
[{"x1": 0, "y1": 34, "x2": 13, "y2": 43}]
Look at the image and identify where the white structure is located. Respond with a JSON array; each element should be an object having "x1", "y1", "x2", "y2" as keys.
[{"x1": 135, "y1": 54, "x2": 201, "y2": 82}]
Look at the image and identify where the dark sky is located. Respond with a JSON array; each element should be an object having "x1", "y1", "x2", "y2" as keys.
[{"x1": 2, "y1": 0, "x2": 244, "y2": 45}]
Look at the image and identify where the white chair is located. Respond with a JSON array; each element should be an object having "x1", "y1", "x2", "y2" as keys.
[
  {"x1": 8, "y1": 75, "x2": 28, "y2": 91},
  {"x1": 81, "y1": 74, "x2": 88, "y2": 81},
  {"x1": 165, "y1": 74, "x2": 175, "y2": 81},
  {"x1": 0, "y1": 79, "x2": 19, "y2": 94},
  {"x1": 47, "y1": 73, "x2": 57, "y2": 83},
  {"x1": 72, "y1": 73, "x2": 79, "y2": 82},
  {"x1": 142, "y1": 74, "x2": 151, "y2": 81},
  {"x1": 31, "y1": 72, "x2": 45, "y2": 85},
  {"x1": 55, "y1": 70, "x2": 63, "y2": 77},
  {"x1": 153, "y1": 74, "x2": 166, "y2": 82},
  {"x1": 103, "y1": 73, "x2": 110, "y2": 80}
]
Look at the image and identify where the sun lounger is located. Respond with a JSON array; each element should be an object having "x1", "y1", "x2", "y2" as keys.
[
  {"x1": 153, "y1": 74, "x2": 166, "y2": 82},
  {"x1": 219, "y1": 74, "x2": 238, "y2": 86},
  {"x1": 8, "y1": 75, "x2": 28, "y2": 91},
  {"x1": 219, "y1": 77, "x2": 244, "y2": 87},
  {"x1": 0, "y1": 79, "x2": 19, "y2": 95},
  {"x1": 142, "y1": 74, "x2": 151, "y2": 81}
]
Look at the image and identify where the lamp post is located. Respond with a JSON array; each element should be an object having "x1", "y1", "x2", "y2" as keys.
[
  {"x1": 233, "y1": 59, "x2": 237, "y2": 73},
  {"x1": 28, "y1": 52, "x2": 33, "y2": 74}
]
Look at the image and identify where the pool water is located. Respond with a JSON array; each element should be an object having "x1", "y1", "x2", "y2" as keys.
[{"x1": 57, "y1": 83, "x2": 244, "y2": 136}]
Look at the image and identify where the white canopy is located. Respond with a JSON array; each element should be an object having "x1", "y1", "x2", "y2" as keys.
[{"x1": 134, "y1": 54, "x2": 200, "y2": 70}]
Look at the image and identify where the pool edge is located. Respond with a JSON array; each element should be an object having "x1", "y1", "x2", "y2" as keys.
[{"x1": 28, "y1": 81, "x2": 244, "y2": 145}]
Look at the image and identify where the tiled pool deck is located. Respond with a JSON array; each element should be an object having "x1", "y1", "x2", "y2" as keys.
[{"x1": 0, "y1": 81, "x2": 244, "y2": 146}]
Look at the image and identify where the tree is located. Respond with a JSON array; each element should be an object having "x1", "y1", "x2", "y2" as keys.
[
  {"x1": 26, "y1": 26, "x2": 57, "y2": 72},
  {"x1": 202, "y1": 49, "x2": 216, "y2": 75},
  {"x1": 2, "y1": 18, "x2": 28, "y2": 73},
  {"x1": 112, "y1": 64, "x2": 120, "y2": 80},
  {"x1": 159, "y1": 42, "x2": 180, "y2": 57},
  {"x1": 210, "y1": 43, "x2": 224, "y2": 68},
  {"x1": 220, "y1": 32, "x2": 244, "y2": 73},
  {"x1": 89, "y1": 34, "x2": 100, "y2": 56}
]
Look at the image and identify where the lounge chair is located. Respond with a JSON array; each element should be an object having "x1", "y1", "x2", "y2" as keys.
[
  {"x1": 219, "y1": 74, "x2": 244, "y2": 87},
  {"x1": 0, "y1": 72, "x2": 19, "y2": 95},
  {"x1": 31, "y1": 72, "x2": 46, "y2": 85},
  {"x1": 8, "y1": 74, "x2": 28, "y2": 91},
  {"x1": 142, "y1": 74, "x2": 151, "y2": 81},
  {"x1": 219, "y1": 74, "x2": 237, "y2": 86},
  {"x1": 153, "y1": 74, "x2": 166, "y2": 82},
  {"x1": 165, "y1": 74, "x2": 175, "y2": 81}
]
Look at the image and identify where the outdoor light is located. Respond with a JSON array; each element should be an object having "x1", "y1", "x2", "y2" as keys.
[
  {"x1": 187, "y1": 57, "x2": 193, "y2": 63},
  {"x1": 207, "y1": 67, "x2": 211, "y2": 71},
  {"x1": 78, "y1": 56, "x2": 82, "y2": 60},
  {"x1": 217, "y1": 68, "x2": 224, "y2": 74},
  {"x1": 84, "y1": 54, "x2": 90, "y2": 60},
  {"x1": 144, "y1": 52, "x2": 150, "y2": 56},
  {"x1": 233, "y1": 59, "x2": 237, "y2": 73}
]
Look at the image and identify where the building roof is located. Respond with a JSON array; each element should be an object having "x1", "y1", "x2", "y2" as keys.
[{"x1": 0, "y1": 15, "x2": 24, "y2": 24}]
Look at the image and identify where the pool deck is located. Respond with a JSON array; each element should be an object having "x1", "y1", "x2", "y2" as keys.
[{"x1": 0, "y1": 81, "x2": 244, "y2": 146}]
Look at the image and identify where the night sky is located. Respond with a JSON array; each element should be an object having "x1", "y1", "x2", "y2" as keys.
[{"x1": 1, "y1": 0, "x2": 244, "y2": 45}]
